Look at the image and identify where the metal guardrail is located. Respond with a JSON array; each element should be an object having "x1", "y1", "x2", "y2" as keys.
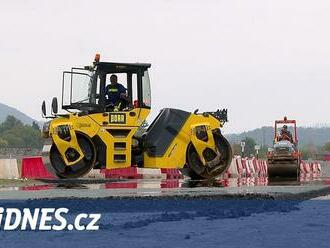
[{"x1": 0, "y1": 148, "x2": 42, "y2": 159}]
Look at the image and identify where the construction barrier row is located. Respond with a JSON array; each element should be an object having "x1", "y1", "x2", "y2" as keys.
[
  {"x1": 222, "y1": 177, "x2": 269, "y2": 187},
  {"x1": 300, "y1": 161, "x2": 322, "y2": 181},
  {"x1": 224, "y1": 156, "x2": 268, "y2": 178},
  {"x1": 19, "y1": 157, "x2": 184, "y2": 180},
  {"x1": 300, "y1": 161, "x2": 321, "y2": 175},
  {"x1": 18, "y1": 156, "x2": 269, "y2": 181},
  {"x1": 224, "y1": 157, "x2": 322, "y2": 178},
  {"x1": 0, "y1": 157, "x2": 322, "y2": 183},
  {"x1": 220, "y1": 157, "x2": 268, "y2": 186},
  {"x1": 222, "y1": 157, "x2": 322, "y2": 186}
]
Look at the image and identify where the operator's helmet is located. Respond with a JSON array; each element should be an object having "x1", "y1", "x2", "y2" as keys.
[{"x1": 283, "y1": 125, "x2": 288, "y2": 130}]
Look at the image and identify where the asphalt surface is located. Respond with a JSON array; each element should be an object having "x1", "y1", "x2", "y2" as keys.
[
  {"x1": 0, "y1": 177, "x2": 328, "y2": 200},
  {"x1": 2, "y1": 197, "x2": 329, "y2": 247}
]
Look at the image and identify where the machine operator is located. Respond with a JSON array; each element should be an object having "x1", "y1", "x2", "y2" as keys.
[
  {"x1": 105, "y1": 74, "x2": 127, "y2": 110},
  {"x1": 279, "y1": 125, "x2": 293, "y2": 143}
]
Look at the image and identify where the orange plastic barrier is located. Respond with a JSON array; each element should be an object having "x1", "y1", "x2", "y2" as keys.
[{"x1": 21, "y1": 157, "x2": 55, "y2": 179}]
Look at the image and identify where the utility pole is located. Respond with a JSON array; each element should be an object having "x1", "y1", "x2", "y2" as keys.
[
  {"x1": 240, "y1": 141, "x2": 246, "y2": 157},
  {"x1": 254, "y1": 145, "x2": 261, "y2": 160}
]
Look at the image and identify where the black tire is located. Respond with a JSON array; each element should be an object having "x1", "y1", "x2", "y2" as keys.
[
  {"x1": 182, "y1": 131, "x2": 232, "y2": 180},
  {"x1": 49, "y1": 133, "x2": 96, "y2": 179}
]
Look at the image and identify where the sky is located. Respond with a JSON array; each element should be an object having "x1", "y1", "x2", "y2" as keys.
[{"x1": 0, "y1": 0, "x2": 330, "y2": 133}]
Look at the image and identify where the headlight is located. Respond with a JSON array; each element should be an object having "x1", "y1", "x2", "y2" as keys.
[
  {"x1": 55, "y1": 125, "x2": 71, "y2": 141},
  {"x1": 42, "y1": 121, "x2": 51, "y2": 138}
]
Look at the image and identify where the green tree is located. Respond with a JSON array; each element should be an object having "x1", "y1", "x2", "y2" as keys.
[
  {"x1": 0, "y1": 116, "x2": 43, "y2": 148},
  {"x1": 0, "y1": 137, "x2": 8, "y2": 147},
  {"x1": 323, "y1": 142, "x2": 330, "y2": 152},
  {"x1": 231, "y1": 143, "x2": 241, "y2": 156},
  {"x1": 32, "y1": 121, "x2": 40, "y2": 131},
  {"x1": 0, "y1": 115, "x2": 23, "y2": 132},
  {"x1": 258, "y1": 145, "x2": 269, "y2": 159},
  {"x1": 300, "y1": 143, "x2": 318, "y2": 160},
  {"x1": 241, "y1": 137, "x2": 257, "y2": 157}
]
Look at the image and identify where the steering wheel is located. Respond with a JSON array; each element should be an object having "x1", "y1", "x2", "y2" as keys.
[
  {"x1": 281, "y1": 133, "x2": 291, "y2": 141},
  {"x1": 105, "y1": 103, "x2": 115, "y2": 112}
]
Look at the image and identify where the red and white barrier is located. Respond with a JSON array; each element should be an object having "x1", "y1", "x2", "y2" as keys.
[
  {"x1": 102, "y1": 167, "x2": 185, "y2": 180},
  {"x1": 100, "y1": 179, "x2": 183, "y2": 190},
  {"x1": 226, "y1": 156, "x2": 268, "y2": 178},
  {"x1": 247, "y1": 159, "x2": 255, "y2": 175},
  {"x1": 300, "y1": 161, "x2": 321, "y2": 182},
  {"x1": 226, "y1": 159, "x2": 239, "y2": 177},
  {"x1": 241, "y1": 159, "x2": 250, "y2": 177},
  {"x1": 0, "y1": 159, "x2": 19, "y2": 179},
  {"x1": 161, "y1": 168, "x2": 184, "y2": 179},
  {"x1": 261, "y1": 160, "x2": 268, "y2": 176},
  {"x1": 236, "y1": 157, "x2": 244, "y2": 176},
  {"x1": 222, "y1": 156, "x2": 269, "y2": 186},
  {"x1": 21, "y1": 157, "x2": 55, "y2": 179},
  {"x1": 300, "y1": 161, "x2": 310, "y2": 174}
]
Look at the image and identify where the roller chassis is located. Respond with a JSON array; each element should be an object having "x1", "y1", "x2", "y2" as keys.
[
  {"x1": 41, "y1": 56, "x2": 232, "y2": 179},
  {"x1": 267, "y1": 117, "x2": 301, "y2": 178}
]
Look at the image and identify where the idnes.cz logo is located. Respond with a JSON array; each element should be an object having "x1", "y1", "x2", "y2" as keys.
[{"x1": 0, "y1": 207, "x2": 101, "y2": 231}]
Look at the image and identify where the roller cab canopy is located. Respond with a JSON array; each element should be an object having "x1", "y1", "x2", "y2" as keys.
[
  {"x1": 96, "y1": 62, "x2": 151, "y2": 73},
  {"x1": 61, "y1": 59, "x2": 152, "y2": 113}
]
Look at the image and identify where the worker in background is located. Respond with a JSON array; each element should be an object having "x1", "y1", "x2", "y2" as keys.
[
  {"x1": 105, "y1": 74, "x2": 128, "y2": 110},
  {"x1": 279, "y1": 125, "x2": 293, "y2": 143}
]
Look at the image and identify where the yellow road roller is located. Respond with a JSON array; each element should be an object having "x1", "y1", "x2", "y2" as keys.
[{"x1": 41, "y1": 54, "x2": 232, "y2": 179}]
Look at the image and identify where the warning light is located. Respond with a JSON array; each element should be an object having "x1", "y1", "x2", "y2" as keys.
[
  {"x1": 133, "y1": 100, "x2": 139, "y2": 108},
  {"x1": 284, "y1": 116, "x2": 287, "y2": 121},
  {"x1": 94, "y1": 53, "x2": 100, "y2": 63}
]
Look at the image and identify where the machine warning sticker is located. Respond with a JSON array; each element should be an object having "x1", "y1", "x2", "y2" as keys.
[{"x1": 109, "y1": 113, "x2": 126, "y2": 124}]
